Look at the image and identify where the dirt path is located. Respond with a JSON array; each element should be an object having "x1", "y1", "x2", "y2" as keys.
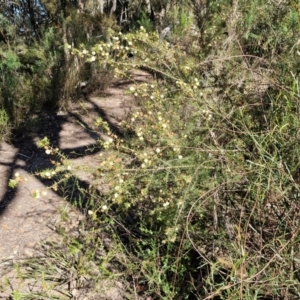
[{"x1": 0, "y1": 70, "x2": 152, "y2": 298}]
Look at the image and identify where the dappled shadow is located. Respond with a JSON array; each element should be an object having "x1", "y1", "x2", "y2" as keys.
[
  {"x1": 79, "y1": 97, "x2": 126, "y2": 137},
  {"x1": 0, "y1": 70, "x2": 152, "y2": 262}
]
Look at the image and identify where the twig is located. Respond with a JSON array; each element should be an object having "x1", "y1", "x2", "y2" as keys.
[{"x1": 17, "y1": 152, "x2": 34, "y2": 160}]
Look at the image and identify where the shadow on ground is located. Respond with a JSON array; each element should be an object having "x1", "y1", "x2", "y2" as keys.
[{"x1": 0, "y1": 70, "x2": 152, "y2": 262}]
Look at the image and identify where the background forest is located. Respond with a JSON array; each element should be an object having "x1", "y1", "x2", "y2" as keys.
[{"x1": 2, "y1": 0, "x2": 300, "y2": 299}]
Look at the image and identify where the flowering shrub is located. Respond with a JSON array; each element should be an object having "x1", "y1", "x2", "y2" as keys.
[
  {"x1": 65, "y1": 21, "x2": 300, "y2": 299},
  {"x1": 12, "y1": 2, "x2": 300, "y2": 299}
]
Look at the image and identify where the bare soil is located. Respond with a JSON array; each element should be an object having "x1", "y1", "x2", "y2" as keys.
[{"x1": 0, "y1": 70, "x2": 152, "y2": 299}]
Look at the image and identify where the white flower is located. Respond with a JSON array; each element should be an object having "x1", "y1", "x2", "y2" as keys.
[
  {"x1": 82, "y1": 49, "x2": 88, "y2": 55},
  {"x1": 178, "y1": 200, "x2": 183, "y2": 206},
  {"x1": 90, "y1": 56, "x2": 96, "y2": 62},
  {"x1": 178, "y1": 155, "x2": 183, "y2": 159},
  {"x1": 102, "y1": 205, "x2": 108, "y2": 210},
  {"x1": 45, "y1": 171, "x2": 51, "y2": 177},
  {"x1": 155, "y1": 148, "x2": 161, "y2": 153},
  {"x1": 45, "y1": 149, "x2": 51, "y2": 155},
  {"x1": 129, "y1": 86, "x2": 135, "y2": 92},
  {"x1": 163, "y1": 202, "x2": 170, "y2": 207},
  {"x1": 15, "y1": 172, "x2": 20, "y2": 177}
]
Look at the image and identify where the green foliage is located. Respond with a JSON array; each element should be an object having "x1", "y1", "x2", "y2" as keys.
[
  {"x1": 68, "y1": 6, "x2": 300, "y2": 298},
  {"x1": 0, "y1": 49, "x2": 21, "y2": 123},
  {"x1": 0, "y1": 108, "x2": 9, "y2": 140},
  {"x1": 0, "y1": 21, "x2": 61, "y2": 130},
  {"x1": 0, "y1": 13, "x2": 16, "y2": 43},
  {"x1": 37, "y1": 136, "x2": 51, "y2": 148},
  {"x1": 6, "y1": 1, "x2": 300, "y2": 299},
  {"x1": 0, "y1": 49, "x2": 21, "y2": 71},
  {"x1": 136, "y1": 11, "x2": 155, "y2": 32}
]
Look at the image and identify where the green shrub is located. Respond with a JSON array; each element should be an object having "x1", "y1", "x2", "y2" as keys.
[
  {"x1": 0, "y1": 21, "x2": 61, "y2": 131},
  {"x1": 68, "y1": 20, "x2": 300, "y2": 298},
  {"x1": 0, "y1": 108, "x2": 9, "y2": 140},
  {"x1": 12, "y1": 1, "x2": 300, "y2": 299}
]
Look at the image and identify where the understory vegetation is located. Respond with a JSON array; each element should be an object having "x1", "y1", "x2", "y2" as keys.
[{"x1": 2, "y1": 0, "x2": 300, "y2": 299}]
